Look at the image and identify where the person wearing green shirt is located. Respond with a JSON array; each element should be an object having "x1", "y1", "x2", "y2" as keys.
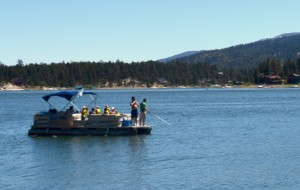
[{"x1": 139, "y1": 98, "x2": 150, "y2": 126}]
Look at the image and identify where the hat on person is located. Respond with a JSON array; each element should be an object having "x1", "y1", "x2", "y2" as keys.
[{"x1": 112, "y1": 107, "x2": 115, "y2": 110}]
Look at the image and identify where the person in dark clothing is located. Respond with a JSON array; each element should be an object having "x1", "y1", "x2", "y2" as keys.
[{"x1": 130, "y1": 96, "x2": 139, "y2": 126}]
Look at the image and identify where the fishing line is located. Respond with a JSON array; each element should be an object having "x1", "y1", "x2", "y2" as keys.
[
  {"x1": 136, "y1": 89, "x2": 172, "y2": 126},
  {"x1": 135, "y1": 88, "x2": 172, "y2": 126},
  {"x1": 150, "y1": 112, "x2": 172, "y2": 126}
]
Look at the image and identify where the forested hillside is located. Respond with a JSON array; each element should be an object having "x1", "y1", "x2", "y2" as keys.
[
  {"x1": 0, "y1": 61, "x2": 223, "y2": 87},
  {"x1": 172, "y1": 34, "x2": 300, "y2": 68},
  {"x1": 1, "y1": 58, "x2": 300, "y2": 88}
]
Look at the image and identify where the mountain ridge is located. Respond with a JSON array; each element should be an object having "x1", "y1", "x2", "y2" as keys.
[
  {"x1": 159, "y1": 51, "x2": 201, "y2": 63},
  {"x1": 160, "y1": 33, "x2": 300, "y2": 67}
]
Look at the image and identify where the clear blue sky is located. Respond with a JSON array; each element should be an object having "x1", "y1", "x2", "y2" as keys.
[{"x1": 1, "y1": 0, "x2": 300, "y2": 65}]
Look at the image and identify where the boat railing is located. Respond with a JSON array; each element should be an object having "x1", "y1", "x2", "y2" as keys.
[{"x1": 33, "y1": 111, "x2": 132, "y2": 128}]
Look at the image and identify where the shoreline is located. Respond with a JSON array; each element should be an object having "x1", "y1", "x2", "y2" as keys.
[{"x1": 1, "y1": 83, "x2": 300, "y2": 91}]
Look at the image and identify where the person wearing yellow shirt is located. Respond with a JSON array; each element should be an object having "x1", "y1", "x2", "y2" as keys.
[
  {"x1": 103, "y1": 105, "x2": 110, "y2": 114},
  {"x1": 81, "y1": 106, "x2": 89, "y2": 120},
  {"x1": 95, "y1": 106, "x2": 101, "y2": 114}
]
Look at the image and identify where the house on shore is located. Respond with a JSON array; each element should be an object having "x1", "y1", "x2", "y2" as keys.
[
  {"x1": 259, "y1": 74, "x2": 282, "y2": 85},
  {"x1": 287, "y1": 74, "x2": 300, "y2": 84}
]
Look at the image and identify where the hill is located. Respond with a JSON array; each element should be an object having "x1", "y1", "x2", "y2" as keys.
[
  {"x1": 159, "y1": 51, "x2": 200, "y2": 62},
  {"x1": 163, "y1": 33, "x2": 300, "y2": 68}
]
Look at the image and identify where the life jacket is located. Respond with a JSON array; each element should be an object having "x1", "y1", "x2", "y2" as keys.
[
  {"x1": 81, "y1": 108, "x2": 88, "y2": 118},
  {"x1": 104, "y1": 107, "x2": 110, "y2": 114},
  {"x1": 96, "y1": 108, "x2": 101, "y2": 114}
]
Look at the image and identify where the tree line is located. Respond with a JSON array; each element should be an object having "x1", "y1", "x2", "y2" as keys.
[{"x1": 0, "y1": 58, "x2": 300, "y2": 87}]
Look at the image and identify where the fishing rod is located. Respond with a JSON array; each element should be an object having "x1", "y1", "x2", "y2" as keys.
[{"x1": 136, "y1": 89, "x2": 147, "y2": 101}]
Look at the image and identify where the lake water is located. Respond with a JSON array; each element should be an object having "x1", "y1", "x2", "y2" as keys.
[{"x1": 1, "y1": 88, "x2": 300, "y2": 190}]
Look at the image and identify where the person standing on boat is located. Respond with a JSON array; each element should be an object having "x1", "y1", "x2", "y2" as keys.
[
  {"x1": 130, "y1": 96, "x2": 139, "y2": 126},
  {"x1": 139, "y1": 98, "x2": 150, "y2": 126}
]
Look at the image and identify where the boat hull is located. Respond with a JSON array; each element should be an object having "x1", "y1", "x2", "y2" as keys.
[{"x1": 28, "y1": 126, "x2": 152, "y2": 136}]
